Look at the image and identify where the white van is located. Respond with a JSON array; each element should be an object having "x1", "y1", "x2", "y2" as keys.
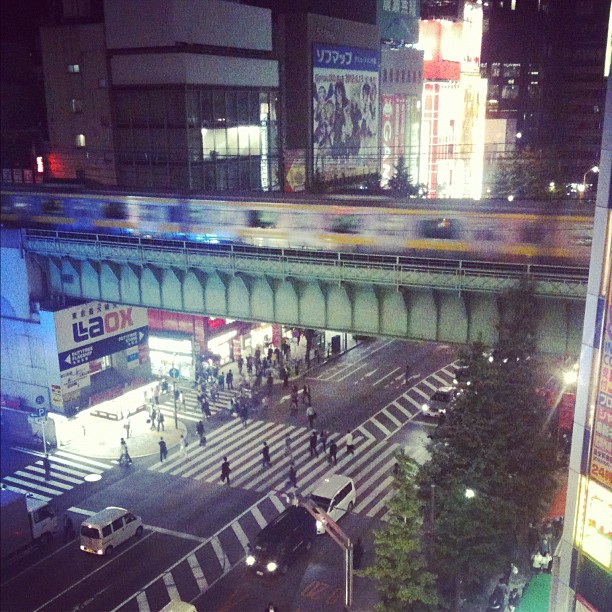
[
  {"x1": 80, "y1": 507, "x2": 143, "y2": 556},
  {"x1": 159, "y1": 600, "x2": 197, "y2": 612},
  {"x1": 310, "y1": 475, "x2": 356, "y2": 534}
]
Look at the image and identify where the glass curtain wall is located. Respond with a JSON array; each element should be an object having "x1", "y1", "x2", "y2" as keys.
[{"x1": 114, "y1": 87, "x2": 279, "y2": 192}]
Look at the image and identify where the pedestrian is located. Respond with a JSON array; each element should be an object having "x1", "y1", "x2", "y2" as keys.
[
  {"x1": 289, "y1": 461, "x2": 298, "y2": 488},
  {"x1": 179, "y1": 434, "x2": 188, "y2": 458},
  {"x1": 226, "y1": 370, "x2": 234, "y2": 390},
  {"x1": 309, "y1": 430, "x2": 318, "y2": 457},
  {"x1": 43, "y1": 453, "x2": 51, "y2": 480},
  {"x1": 63, "y1": 514, "x2": 75, "y2": 543},
  {"x1": 261, "y1": 441, "x2": 272, "y2": 468},
  {"x1": 119, "y1": 438, "x2": 133, "y2": 464},
  {"x1": 282, "y1": 367, "x2": 289, "y2": 387},
  {"x1": 237, "y1": 356, "x2": 244, "y2": 375},
  {"x1": 284, "y1": 433, "x2": 293, "y2": 458},
  {"x1": 202, "y1": 397, "x2": 211, "y2": 418},
  {"x1": 405, "y1": 363, "x2": 411, "y2": 385},
  {"x1": 196, "y1": 419, "x2": 205, "y2": 443},
  {"x1": 532, "y1": 550, "x2": 544, "y2": 573},
  {"x1": 319, "y1": 429, "x2": 328, "y2": 453},
  {"x1": 306, "y1": 405, "x2": 317, "y2": 428},
  {"x1": 179, "y1": 391, "x2": 185, "y2": 410},
  {"x1": 221, "y1": 456, "x2": 231, "y2": 485},
  {"x1": 353, "y1": 538, "x2": 364, "y2": 569},
  {"x1": 329, "y1": 440, "x2": 338, "y2": 465},
  {"x1": 302, "y1": 384, "x2": 311, "y2": 406},
  {"x1": 157, "y1": 411, "x2": 165, "y2": 431},
  {"x1": 124, "y1": 418, "x2": 131, "y2": 439},
  {"x1": 154, "y1": 385, "x2": 160, "y2": 405},
  {"x1": 261, "y1": 395, "x2": 269, "y2": 417},
  {"x1": 247, "y1": 356, "x2": 253, "y2": 375},
  {"x1": 150, "y1": 407, "x2": 157, "y2": 430},
  {"x1": 345, "y1": 430, "x2": 355, "y2": 455},
  {"x1": 159, "y1": 436, "x2": 168, "y2": 462},
  {"x1": 218, "y1": 372, "x2": 225, "y2": 391},
  {"x1": 263, "y1": 603, "x2": 279, "y2": 612},
  {"x1": 240, "y1": 403, "x2": 249, "y2": 428}
]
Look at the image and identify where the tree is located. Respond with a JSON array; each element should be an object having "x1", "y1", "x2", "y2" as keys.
[
  {"x1": 388, "y1": 156, "x2": 421, "y2": 197},
  {"x1": 419, "y1": 279, "x2": 558, "y2": 607},
  {"x1": 360, "y1": 452, "x2": 440, "y2": 611},
  {"x1": 492, "y1": 147, "x2": 563, "y2": 199}
]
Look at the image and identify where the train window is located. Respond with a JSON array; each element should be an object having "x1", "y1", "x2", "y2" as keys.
[
  {"x1": 419, "y1": 218, "x2": 459, "y2": 240},
  {"x1": 41, "y1": 199, "x2": 65, "y2": 216},
  {"x1": 329, "y1": 214, "x2": 360, "y2": 234},
  {"x1": 248, "y1": 210, "x2": 277, "y2": 229},
  {"x1": 102, "y1": 202, "x2": 128, "y2": 220}
]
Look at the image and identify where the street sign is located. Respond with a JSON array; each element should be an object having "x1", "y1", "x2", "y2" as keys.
[
  {"x1": 35, "y1": 395, "x2": 45, "y2": 405},
  {"x1": 169, "y1": 368, "x2": 180, "y2": 379},
  {"x1": 30, "y1": 407, "x2": 46, "y2": 418}
]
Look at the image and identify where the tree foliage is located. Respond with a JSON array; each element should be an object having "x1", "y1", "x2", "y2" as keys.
[
  {"x1": 492, "y1": 147, "x2": 563, "y2": 199},
  {"x1": 418, "y1": 279, "x2": 558, "y2": 603},
  {"x1": 360, "y1": 452, "x2": 440, "y2": 611},
  {"x1": 388, "y1": 155, "x2": 423, "y2": 197}
]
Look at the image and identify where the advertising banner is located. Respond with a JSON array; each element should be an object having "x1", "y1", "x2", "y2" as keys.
[
  {"x1": 591, "y1": 290, "x2": 612, "y2": 490},
  {"x1": 376, "y1": 0, "x2": 419, "y2": 44},
  {"x1": 313, "y1": 44, "x2": 379, "y2": 182},
  {"x1": 55, "y1": 301, "x2": 148, "y2": 372},
  {"x1": 380, "y1": 94, "x2": 407, "y2": 186}
]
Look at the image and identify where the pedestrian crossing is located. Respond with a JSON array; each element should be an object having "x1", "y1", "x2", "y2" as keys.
[
  {"x1": 116, "y1": 492, "x2": 291, "y2": 612},
  {"x1": 357, "y1": 361, "x2": 459, "y2": 442},
  {"x1": 155, "y1": 385, "x2": 239, "y2": 423},
  {"x1": 0, "y1": 450, "x2": 115, "y2": 503}
]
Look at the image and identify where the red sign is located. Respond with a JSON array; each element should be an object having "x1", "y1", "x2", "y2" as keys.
[{"x1": 559, "y1": 393, "x2": 576, "y2": 433}]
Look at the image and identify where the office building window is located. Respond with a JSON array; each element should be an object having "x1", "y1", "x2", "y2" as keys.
[
  {"x1": 491, "y1": 63, "x2": 501, "y2": 77},
  {"x1": 71, "y1": 99, "x2": 83, "y2": 113},
  {"x1": 75, "y1": 134, "x2": 86, "y2": 148},
  {"x1": 67, "y1": 64, "x2": 80, "y2": 73},
  {"x1": 503, "y1": 63, "x2": 521, "y2": 78}
]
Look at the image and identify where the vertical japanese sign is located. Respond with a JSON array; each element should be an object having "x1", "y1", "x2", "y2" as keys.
[
  {"x1": 591, "y1": 286, "x2": 612, "y2": 489},
  {"x1": 313, "y1": 44, "x2": 379, "y2": 182},
  {"x1": 380, "y1": 94, "x2": 407, "y2": 186}
]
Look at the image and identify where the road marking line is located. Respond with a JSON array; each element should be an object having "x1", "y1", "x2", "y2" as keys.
[
  {"x1": 231, "y1": 522, "x2": 250, "y2": 550},
  {"x1": 382, "y1": 408, "x2": 402, "y2": 428},
  {"x1": 421, "y1": 378, "x2": 438, "y2": 390},
  {"x1": 357, "y1": 424, "x2": 376, "y2": 441},
  {"x1": 148, "y1": 526, "x2": 206, "y2": 543},
  {"x1": 413, "y1": 386, "x2": 430, "y2": 399},
  {"x1": 136, "y1": 591, "x2": 150, "y2": 612},
  {"x1": 363, "y1": 368, "x2": 379, "y2": 378},
  {"x1": 369, "y1": 417, "x2": 391, "y2": 436},
  {"x1": 336, "y1": 361, "x2": 370, "y2": 381},
  {"x1": 431, "y1": 372, "x2": 450, "y2": 385},
  {"x1": 392, "y1": 400, "x2": 413, "y2": 417},
  {"x1": 270, "y1": 493, "x2": 286, "y2": 514},
  {"x1": 3, "y1": 475, "x2": 63, "y2": 496},
  {"x1": 211, "y1": 535, "x2": 231, "y2": 571},
  {"x1": 40, "y1": 454, "x2": 106, "y2": 474},
  {"x1": 404, "y1": 395, "x2": 423, "y2": 409},
  {"x1": 29, "y1": 465, "x2": 85, "y2": 483},
  {"x1": 251, "y1": 506, "x2": 267, "y2": 529},
  {"x1": 359, "y1": 474, "x2": 395, "y2": 514},
  {"x1": 373, "y1": 367, "x2": 400, "y2": 386},
  {"x1": 163, "y1": 573, "x2": 180, "y2": 602},
  {"x1": 1, "y1": 484, "x2": 50, "y2": 502},
  {"x1": 187, "y1": 554, "x2": 208, "y2": 591},
  {"x1": 54, "y1": 451, "x2": 114, "y2": 469},
  {"x1": 14, "y1": 470, "x2": 73, "y2": 489}
]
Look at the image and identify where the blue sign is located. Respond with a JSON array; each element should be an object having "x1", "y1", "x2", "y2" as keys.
[
  {"x1": 31, "y1": 407, "x2": 46, "y2": 418},
  {"x1": 313, "y1": 44, "x2": 379, "y2": 71},
  {"x1": 58, "y1": 326, "x2": 148, "y2": 372},
  {"x1": 36, "y1": 395, "x2": 45, "y2": 405},
  {"x1": 169, "y1": 368, "x2": 180, "y2": 379}
]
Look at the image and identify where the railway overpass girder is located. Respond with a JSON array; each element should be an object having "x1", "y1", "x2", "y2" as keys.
[{"x1": 35, "y1": 253, "x2": 583, "y2": 354}]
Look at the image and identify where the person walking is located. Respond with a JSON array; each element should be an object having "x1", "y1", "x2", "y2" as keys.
[
  {"x1": 404, "y1": 363, "x2": 411, "y2": 385},
  {"x1": 157, "y1": 411, "x2": 165, "y2": 431},
  {"x1": 345, "y1": 430, "x2": 355, "y2": 456},
  {"x1": 261, "y1": 441, "x2": 272, "y2": 469},
  {"x1": 154, "y1": 385, "x2": 160, "y2": 405},
  {"x1": 179, "y1": 391, "x2": 186, "y2": 410},
  {"x1": 63, "y1": 514, "x2": 75, "y2": 543},
  {"x1": 240, "y1": 403, "x2": 249, "y2": 428},
  {"x1": 218, "y1": 372, "x2": 225, "y2": 391},
  {"x1": 159, "y1": 437, "x2": 168, "y2": 462},
  {"x1": 226, "y1": 370, "x2": 234, "y2": 390},
  {"x1": 319, "y1": 429, "x2": 328, "y2": 454},
  {"x1": 284, "y1": 433, "x2": 293, "y2": 459},
  {"x1": 179, "y1": 434, "x2": 188, "y2": 458},
  {"x1": 237, "y1": 356, "x2": 244, "y2": 375},
  {"x1": 150, "y1": 407, "x2": 157, "y2": 430},
  {"x1": 309, "y1": 430, "x2": 319, "y2": 457},
  {"x1": 302, "y1": 384, "x2": 311, "y2": 406},
  {"x1": 196, "y1": 420, "x2": 205, "y2": 445},
  {"x1": 353, "y1": 538, "x2": 364, "y2": 569},
  {"x1": 328, "y1": 440, "x2": 338, "y2": 465},
  {"x1": 306, "y1": 405, "x2": 317, "y2": 429},
  {"x1": 202, "y1": 397, "x2": 211, "y2": 418},
  {"x1": 288, "y1": 461, "x2": 298, "y2": 488},
  {"x1": 221, "y1": 456, "x2": 231, "y2": 485},
  {"x1": 119, "y1": 438, "x2": 133, "y2": 464},
  {"x1": 43, "y1": 453, "x2": 51, "y2": 480},
  {"x1": 124, "y1": 418, "x2": 131, "y2": 439}
]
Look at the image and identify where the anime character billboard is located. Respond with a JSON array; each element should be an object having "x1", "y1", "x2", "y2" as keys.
[{"x1": 313, "y1": 44, "x2": 379, "y2": 182}]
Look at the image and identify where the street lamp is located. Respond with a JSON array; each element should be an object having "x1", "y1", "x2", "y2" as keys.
[
  {"x1": 580, "y1": 165, "x2": 599, "y2": 199},
  {"x1": 465, "y1": 488, "x2": 476, "y2": 499}
]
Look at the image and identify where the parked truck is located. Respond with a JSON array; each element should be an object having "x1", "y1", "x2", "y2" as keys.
[{"x1": 1, "y1": 489, "x2": 58, "y2": 563}]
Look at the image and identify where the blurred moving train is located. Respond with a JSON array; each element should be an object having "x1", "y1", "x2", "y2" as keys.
[{"x1": 0, "y1": 186, "x2": 595, "y2": 265}]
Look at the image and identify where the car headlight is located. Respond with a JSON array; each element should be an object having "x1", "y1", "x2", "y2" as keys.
[
  {"x1": 267, "y1": 561, "x2": 278, "y2": 572},
  {"x1": 246, "y1": 555, "x2": 255, "y2": 566},
  {"x1": 422, "y1": 403, "x2": 430, "y2": 412},
  {"x1": 453, "y1": 378, "x2": 459, "y2": 385},
  {"x1": 316, "y1": 519, "x2": 325, "y2": 530}
]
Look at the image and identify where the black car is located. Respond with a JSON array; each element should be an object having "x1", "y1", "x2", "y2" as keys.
[{"x1": 245, "y1": 505, "x2": 315, "y2": 576}]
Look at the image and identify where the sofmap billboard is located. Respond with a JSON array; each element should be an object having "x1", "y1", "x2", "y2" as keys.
[
  {"x1": 313, "y1": 44, "x2": 379, "y2": 182},
  {"x1": 55, "y1": 301, "x2": 148, "y2": 372}
]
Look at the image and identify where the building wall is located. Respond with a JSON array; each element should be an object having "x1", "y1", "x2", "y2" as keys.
[
  {"x1": 104, "y1": 0, "x2": 273, "y2": 52},
  {"x1": 39, "y1": 22, "x2": 116, "y2": 184}
]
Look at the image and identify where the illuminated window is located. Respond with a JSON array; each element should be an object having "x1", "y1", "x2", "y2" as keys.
[
  {"x1": 492, "y1": 63, "x2": 501, "y2": 77},
  {"x1": 67, "y1": 64, "x2": 80, "y2": 73},
  {"x1": 71, "y1": 98, "x2": 83, "y2": 113},
  {"x1": 503, "y1": 63, "x2": 521, "y2": 78},
  {"x1": 75, "y1": 134, "x2": 86, "y2": 148}
]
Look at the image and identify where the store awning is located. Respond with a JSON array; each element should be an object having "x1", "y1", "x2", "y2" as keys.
[{"x1": 545, "y1": 481, "x2": 568, "y2": 520}]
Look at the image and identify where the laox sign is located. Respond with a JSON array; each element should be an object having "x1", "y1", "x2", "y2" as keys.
[{"x1": 72, "y1": 308, "x2": 134, "y2": 344}]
